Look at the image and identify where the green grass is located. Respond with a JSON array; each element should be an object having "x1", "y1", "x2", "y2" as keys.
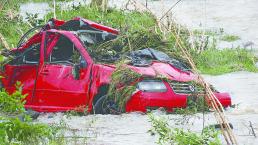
[
  {"x1": 0, "y1": 2, "x2": 257, "y2": 76},
  {"x1": 193, "y1": 29, "x2": 220, "y2": 36},
  {"x1": 46, "y1": 5, "x2": 156, "y2": 33},
  {"x1": 0, "y1": 0, "x2": 32, "y2": 48},
  {"x1": 194, "y1": 48, "x2": 258, "y2": 75},
  {"x1": 0, "y1": 0, "x2": 73, "y2": 49},
  {"x1": 148, "y1": 114, "x2": 222, "y2": 145},
  {"x1": 0, "y1": 117, "x2": 60, "y2": 145},
  {"x1": 221, "y1": 34, "x2": 240, "y2": 42}
]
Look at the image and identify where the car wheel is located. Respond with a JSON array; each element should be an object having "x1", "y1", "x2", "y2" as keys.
[
  {"x1": 18, "y1": 109, "x2": 40, "y2": 121},
  {"x1": 94, "y1": 95, "x2": 120, "y2": 114}
]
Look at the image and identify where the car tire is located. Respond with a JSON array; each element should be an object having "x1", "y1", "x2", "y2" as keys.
[
  {"x1": 94, "y1": 95, "x2": 108, "y2": 114},
  {"x1": 18, "y1": 109, "x2": 40, "y2": 121},
  {"x1": 94, "y1": 95, "x2": 120, "y2": 114}
]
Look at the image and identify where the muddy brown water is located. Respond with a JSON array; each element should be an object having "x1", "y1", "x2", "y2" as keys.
[{"x1": 20, "y1": 1, "x2": 258, "y2": 144}]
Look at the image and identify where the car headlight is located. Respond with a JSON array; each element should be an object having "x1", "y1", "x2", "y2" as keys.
[{"x1": 137, "y1": 80, "x2": 167, "y2": 92}]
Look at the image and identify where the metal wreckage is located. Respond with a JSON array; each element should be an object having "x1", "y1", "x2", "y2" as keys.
[{"x1": 0, "y1": 17, "x2": 231, "y2": 114}]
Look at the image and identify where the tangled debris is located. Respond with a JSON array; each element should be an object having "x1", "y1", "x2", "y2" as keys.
[{"x1": 107, "y1": 62, "x2": 141, "y2": 112}]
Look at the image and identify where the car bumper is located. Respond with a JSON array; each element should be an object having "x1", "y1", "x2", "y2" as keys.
[{"x1": 125, "y1": 82, "x2": 232, "y2": 112}]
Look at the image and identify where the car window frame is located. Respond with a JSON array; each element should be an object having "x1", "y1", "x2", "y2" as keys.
[
  {"x1": 21, "y1": 43, "x2": 41, "y2": 65},
  {"x1": 44, "y1": 32, "x2": 87, "y2": 67}
]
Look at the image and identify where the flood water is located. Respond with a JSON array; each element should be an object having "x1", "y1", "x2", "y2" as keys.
[
  {"x1": 20, "y1": 0, "x2": 258, "y2": 56},
  {"x1": 37, "y1": 72, "x2": 258, "y2": 145},
  {"x1": 20, "y1": 1, "x2": 258, "y2": 144}
]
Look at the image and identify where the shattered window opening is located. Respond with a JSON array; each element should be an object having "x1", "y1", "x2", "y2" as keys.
[
  {"x1": 46, "y1": 34, "x2": 86, "y2": 66},
  {"x1": 22, "y1": 43, "x2": 40, "y2": 64},
  {"x1": 8, "y1": 43, "x2": 41, "y2": 65}
]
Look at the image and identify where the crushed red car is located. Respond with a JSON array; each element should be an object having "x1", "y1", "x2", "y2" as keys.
[{"x1": 0, "y1": 17, "x2": 231, "y2": 113}]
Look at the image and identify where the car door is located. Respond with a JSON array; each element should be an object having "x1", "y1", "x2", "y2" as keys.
[
  {"x1": 33, "y1": 31, "x2": 92, "y2": 112},
  {"x1": 3, "y1": 42, "x2": 41, "y2": 106}
]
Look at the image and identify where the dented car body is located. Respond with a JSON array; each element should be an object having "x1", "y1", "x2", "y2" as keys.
[{"x1": 0, "y1": 17, "x2": 231, "y2": 113}]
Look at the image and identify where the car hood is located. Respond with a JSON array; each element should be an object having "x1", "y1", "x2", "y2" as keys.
[
  {"x1": 97, "y1": 48, "x2": 195, "y2": 81},
  {"x1": 100, "y1": 61, "x2": 196, "y2": 83},
  {"x1": 127, "y1": 61, "x2": 196, "y2": 82}
]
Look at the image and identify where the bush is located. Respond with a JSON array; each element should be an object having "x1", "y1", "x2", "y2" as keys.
[
  {"x1": 0, "y1": 117, "x2": 58, "y2": 145},
  {"x1": 148, "y1": 114, "x2": 222, "y2": 145},
  {"x1": 0, "y1": 82, "x2": 26, "y2": 115},
  {"x1": 0, "y1": 82, "x2": 62, "y2": 144}
]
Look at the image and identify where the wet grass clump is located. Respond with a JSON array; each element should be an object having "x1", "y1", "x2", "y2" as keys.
[
  {"x1": 148, "y1": 114, "x2": 222, "y2": 145},
  {"x1": 194, "y1": 48, "x2": 258, "y2": 75},
  {"x1": 107, "y1": 62, "x2": 141, "y2": 112},
  {"x1": 221, "y1": 34, "x2": 240, "y2": 42}
]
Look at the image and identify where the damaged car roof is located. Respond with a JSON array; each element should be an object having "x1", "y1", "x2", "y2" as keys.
[{"x1": 15, "y1": 17, "x2": 190, "y2": 71}]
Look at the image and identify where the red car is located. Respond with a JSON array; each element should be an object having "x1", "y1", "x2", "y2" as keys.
[{"x1": 0, "y1": 17, "x2": 231, "y2": 113}]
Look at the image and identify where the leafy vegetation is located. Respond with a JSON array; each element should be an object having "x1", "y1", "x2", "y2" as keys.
[
  {"x1": 194, "y1": 48, "x2": 257, "y2": 75},
  {"x1": 148, "y1": 114, "x2": 222, "y2": 145},
  {"x1": 221, "y1": 34, "x2": 240, "y2": 42},
  {"x1": 46, "y1": 4, "x2": 257, "y2": 74},
  {"x1": 45, "y1": 4, "x2": 258, "y2": 111},
  {"x1": 174, "y1": 95, "x2": 209, "y2": 115},
  {"x1": 0, "y1": 117, "x2": 58, "y2": 145},
  {"x1": 0, "y1": 0, "x2": 32, "y2": 48},
  {"x1": 107, "y1": 62, "x2": 141, "y2": 111},
  {"x1": 0, "y1": 82, "x2": 63, "y2": 145},
  {"x1": 0, "y1": 2, "x2": 257, "y2": 74},
  {"x1": 0, "y1": 82, "x2": 26, "y2": 115}
]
